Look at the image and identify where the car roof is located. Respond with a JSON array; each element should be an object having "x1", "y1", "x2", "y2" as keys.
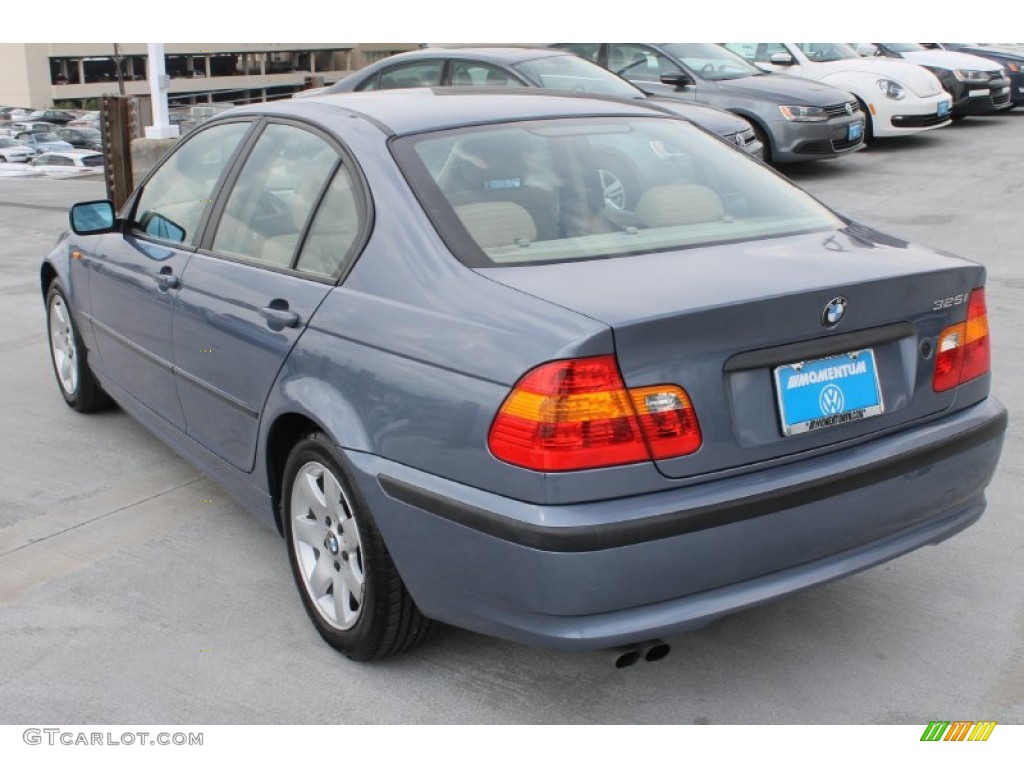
[
  {"x1": 240, "y1": 87, "x2": 668, "y2": 136},
  {"x1": 357, "y1": 46, "x2": 564, "y2": 66}
]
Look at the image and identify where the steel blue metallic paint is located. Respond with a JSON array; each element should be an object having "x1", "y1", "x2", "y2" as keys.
[{"x1": 40, "y1": 90, "x2": 1007, "y2": 656}]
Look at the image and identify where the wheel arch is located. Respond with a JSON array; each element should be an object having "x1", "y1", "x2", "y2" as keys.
[
  {"x1": 40, "y1": 261, "x2": 58, "y2": 300},
  {"x1": 265, "y1": 411, "x2": 327, "y2": 536}
]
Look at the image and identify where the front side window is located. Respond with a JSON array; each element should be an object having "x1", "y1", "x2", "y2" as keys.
[
  {"x1": 795, "y1": 43, "x2": 860, "y2": 62},
  {"x1": 661, "y1": 44, "x2": 763, "y2": 80},
  {"x1": 393, "y1": 117, "x2": 842, "y2": 267},
  {"x1": 607, "y1": 45, "x2": 671, "y2": 81},
  {"x1": 449, "y1": 61, "x2": 523, "y2": 87},
  {"x1": 512, "y1": 55, "x2": 640, "y2": 98},
  {"x1": 212, "y1": 123, "x2": 338, "y2": 267},
  {"x1": 130, "y1": 121, "x2": 251, "y2": 245}
]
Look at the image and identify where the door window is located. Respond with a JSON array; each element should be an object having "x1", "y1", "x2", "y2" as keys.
[
  {"x1": 130, "y1": 121, "x2": 251, "y2": 245},
  {"x1": 361, "y1": 61, "x2": 444, "y2": 90},
  {"x1": 211, "y1": 123, "x2": 339, "y2": 267},
  {"x1": 449, "y1": 61, "x2": 523, "y2": 87},
  {"x1": 606, "y1": 45, "x2": 673, "y2": 81}
]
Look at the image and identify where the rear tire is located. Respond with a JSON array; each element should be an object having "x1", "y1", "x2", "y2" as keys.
[
  {"x1": 46, "y1": 282, "x2": 113, "y2": 413},
  {"x1": 281, "y1": 432, "x2": 432, "y2": 661}
]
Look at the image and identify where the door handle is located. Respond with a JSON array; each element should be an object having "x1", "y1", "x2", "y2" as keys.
[
  {"x1": 259, "y1": 303, "x2": 300, "y2": 329},
  {"x1": 155, "y1": 267, "x2": 180, "y2": 290}
]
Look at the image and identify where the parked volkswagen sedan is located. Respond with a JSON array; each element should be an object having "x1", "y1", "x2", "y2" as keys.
[
  {"x1": 552, "y1": 43, "x2": 865, "y2": 163},
  {"x1": 42, "y1": 89, "x2": 1006, "y2": 662},
  {"x1": 315, "y1": 47, "x2": 763, "y2": 159}
]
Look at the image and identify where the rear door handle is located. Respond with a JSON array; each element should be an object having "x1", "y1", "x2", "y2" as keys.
[{"x1": 259, "y1": 304, "x2": 300, "y2": 329}]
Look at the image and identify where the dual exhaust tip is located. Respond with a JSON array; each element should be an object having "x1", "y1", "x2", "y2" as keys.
[{"x1": 606, "y1": 639, "x2": 671, "y2": 669}]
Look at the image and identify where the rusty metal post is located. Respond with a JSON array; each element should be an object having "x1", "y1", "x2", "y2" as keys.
[{"x1": 101, "y1": 95, "x2": 134, "y2": 210}]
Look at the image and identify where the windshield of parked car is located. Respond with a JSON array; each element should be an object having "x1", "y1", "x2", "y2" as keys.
[
  {"x1": 512, "y1": 55, "x2": 643, "y2": 98},
  {"x1": 0, "y1": 138, "x2": 18, "y2": 147},
  {"x1": 30, "y1": 133, "x2": 60, "y2": 142},
  {"x1": 796, "y1": 43, "x2": 860, "y2": 62},
  {"x1": 879, "y1": 43, "x2": 927, "y2": 53},
  {"x1": 81, "y1": 154, "x2": 104, "y2": 167},
  {"x1": 75, "y1": 129, "x2": 101, "y2": 138},
  {"x1": 661, "y1": 44, "x2": 763, "y2": 80},
  {"x1": 394, "y1": 116, "x2": 841, "y2": 267}
]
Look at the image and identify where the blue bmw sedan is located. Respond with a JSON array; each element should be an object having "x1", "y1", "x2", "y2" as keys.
[{"x1": 42, "y1": 89, "x2": 1006, "y2": 662}]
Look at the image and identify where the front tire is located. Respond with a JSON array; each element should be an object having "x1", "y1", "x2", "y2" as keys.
[
  {"x1": 46, "y1": 283, "x2": 112, "y2": 413},
  {"x1": 282, "y1": 432, "x2": 431, "y2": 660}
]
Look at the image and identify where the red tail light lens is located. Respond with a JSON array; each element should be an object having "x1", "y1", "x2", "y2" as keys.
[
  {"x1": 488, "y1": 355, "x2": 701, "y2": 471},
  {"x1": 933, "y1": 288, "x2": 990, "y2": 392}
]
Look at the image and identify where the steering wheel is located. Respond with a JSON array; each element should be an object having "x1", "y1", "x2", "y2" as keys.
[{"x1": 701, "y1": 63, "x2": 717, "y2": 75}]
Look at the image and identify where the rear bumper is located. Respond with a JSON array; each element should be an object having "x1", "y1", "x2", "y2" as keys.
[{"x1": 348, "y1": 397, "x2": 1006, "y2": 650}]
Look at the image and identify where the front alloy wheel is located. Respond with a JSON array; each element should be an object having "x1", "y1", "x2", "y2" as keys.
[{"x1": 45, "y1": 283, "x2": 112, "y2": 413}]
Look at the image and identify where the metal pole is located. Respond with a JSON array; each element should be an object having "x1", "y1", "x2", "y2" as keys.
[{"x1": 145, "y1": 42, "x2": 179, "y2": 139}]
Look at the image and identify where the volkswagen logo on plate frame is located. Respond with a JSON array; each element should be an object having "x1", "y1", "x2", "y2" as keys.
[{"x1": 822, "y1": 296, "x2": 847, "y2": 328}]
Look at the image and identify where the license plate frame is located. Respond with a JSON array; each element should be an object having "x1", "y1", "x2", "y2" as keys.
[
  {"x1": 773, "y1": 349, "x2": 885, "y2": 436},
  {"x1": 938, "y1": 100, "x2": 952, "y2": 116},
  {"x1": 847, "y1": 121, "x2": 864, "y2": 141}
]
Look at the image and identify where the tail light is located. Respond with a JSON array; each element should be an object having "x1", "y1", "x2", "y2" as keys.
[
  {"x1": 933, "y1": 287, "x2": 990, "y2": 392},
  {"x1": 488, "y1": 355, "x2": 702, "y2": 471}
]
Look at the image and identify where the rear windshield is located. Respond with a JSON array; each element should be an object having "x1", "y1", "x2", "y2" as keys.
[
  {"x1": 392, "y1": 116, "x2": 841, "y2": 267},
  {"x1": 81, "y1": 154, "x2": 104, "y2": 167}
]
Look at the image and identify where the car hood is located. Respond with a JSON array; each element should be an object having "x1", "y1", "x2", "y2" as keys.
[
  {"x1": 957, "y1": 44, "x2": 1024, "y2": 61},
  {"x1": 644, "y1": 97, "x2": 750, "y2": 134},
  {"x1": 898, "y1": 49, "x2": 1004, "y2": 72},
  {"x1": 711, "y1": 73, "x2": 854, "y2": 105},
  {"x1": 814, "y1": 58, "x2": 944, "y2": 97}
]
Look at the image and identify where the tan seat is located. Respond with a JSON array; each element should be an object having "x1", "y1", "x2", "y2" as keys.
[
  {"x1": 454, "y1": 202, "x2": 537, "y2": 249},
  {"x1": 635, "y1": 184, "x2": 725, "y2": 228}
]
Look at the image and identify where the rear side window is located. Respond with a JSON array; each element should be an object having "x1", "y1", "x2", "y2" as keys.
[
  {"x1": 295, "y1": 166, "x2": 362, "y2": 277},
  {"x1": 130, "y1": 121, "x2": 251, "y2": 245}
]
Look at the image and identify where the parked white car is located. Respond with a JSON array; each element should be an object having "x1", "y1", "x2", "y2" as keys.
[
  {"x1": 30, "y1": 150, "x2": 104, "y2": 171},
  {"x1": 723, "y1": 43, "x2": 952, "y2": 138},
  {"x1": 0, "y1": 136, "x2": 35, "y2": 162},
  {"x1": 856, "y1": 44, "x2": 1011, "y2": 117}
]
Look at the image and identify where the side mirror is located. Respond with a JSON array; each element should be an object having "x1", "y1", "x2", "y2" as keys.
[
  {"x1": 70, "y1": 200, "x2": 117, "y2": 234},
  {"x1": 769, "y1": 52, "x2": 795, "y2": 65},
  {"x1": 660, "y1": 71, "x2": 693, "y2": 87}
]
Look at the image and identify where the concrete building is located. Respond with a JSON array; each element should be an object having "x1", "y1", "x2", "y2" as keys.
[{"x1": 0, "y1": 43, "x2": 419, "y2": 110}]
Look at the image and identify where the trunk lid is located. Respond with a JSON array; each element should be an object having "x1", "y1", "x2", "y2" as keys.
[{"x1": 480, "y1": 227, "x2": 985, "y2": 479}]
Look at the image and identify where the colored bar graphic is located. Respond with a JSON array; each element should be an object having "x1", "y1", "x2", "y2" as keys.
[
  {"x1": 944, "y1": 721, "x2": 973, "y2": 741},
  {"x1": 920, "y1": 720, "x2": 996, "y2": 742},
  {"x1": 921, "y1": 721, "x2": 950, "y2": 741},
  {"x1": 968, "y1": 722, "x2": 997, "y2": 742}
]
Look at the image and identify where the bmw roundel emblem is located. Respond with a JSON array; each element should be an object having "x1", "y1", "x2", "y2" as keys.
[{"x1": 822, "y1": 296, "x2": 847, "y2": 328}]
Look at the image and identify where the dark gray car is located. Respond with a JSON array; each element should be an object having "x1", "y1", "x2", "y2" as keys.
[
  {"x1": 555, "y1": 43, "x2": 866, "y2": 163},
  {"x1": 317, "y1": 47, "x2": 763, "y2": 159},
  {"x1": 44, "y1": 90, "x2": 1005, "y2": 663}
]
